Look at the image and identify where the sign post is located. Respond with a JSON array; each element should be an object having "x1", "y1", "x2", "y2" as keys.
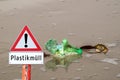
[
  {"x1": 22, "y1": 64, "x2": 31, "y2": 80},
  {"x1": 9, "y1": 26, "x2": 43, "y2": 80}
]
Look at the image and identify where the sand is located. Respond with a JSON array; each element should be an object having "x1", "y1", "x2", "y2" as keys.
[{"x1": 0, "y1": 0, "x2": 120, "y2": 80}]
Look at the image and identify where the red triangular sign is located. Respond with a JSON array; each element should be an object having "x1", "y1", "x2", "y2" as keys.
[{"x1": 10, "y1": 26, "x2": 42, "y2": 51}]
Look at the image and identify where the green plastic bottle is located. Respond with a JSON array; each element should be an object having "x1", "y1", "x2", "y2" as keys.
[{"x1": 62, "y1": 39, "x2": 83, "y2": 55}]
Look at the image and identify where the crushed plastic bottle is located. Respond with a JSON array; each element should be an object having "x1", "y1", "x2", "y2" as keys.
[
  {"x1": 45, "y1": 39, "x2": 83, "y2": 70},
  {"x1": 45, "y1": 39, "x2": 83, "y2": 56}
]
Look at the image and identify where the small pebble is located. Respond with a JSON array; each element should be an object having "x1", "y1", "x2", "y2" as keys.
[
  {"x1": 67, "y1": 32, "x2": 76, "y2": 36},
  {"x1": 116, "y1": 73, "x2": 120, "y2": 78},
  {"x1": 112, "y1": 11, "x2": 119, "y2": 14},
  {"x1": 59, "y1": 0, "x2": 65, "y2": 2},
  {"x1": 50, "y1": 77, "x2": 57, "y2": 80},
  {"x1": 40, "y1": 67, "x2": 46, "y2": 72},
  {"x1": 51, "y1": 23, "x2": 57, "y2": 28},
  {"x1": 85, "y1": 54, "x2": 92, "y2": 58},
  {"x1": 72, "y1": 60, "x2": 80, "y2": 63},
  {"x1": 0, "y1": 27, "x2": 4, "y2": 29},
  {"x1": 96, "y1": 0, "x2": 99, "y2": 2},
  {"x1": 104, "y1": 67, "x2": 110, "y2": 70},
  {"x1": 74, "y1": 77, "x2": 80, "y2": 80},
  {"x1": 76, "y1": 68, "x2": 83, "y2": 71},
  {"x1": 1, "y1": 72, "x2": 6, "y2": 74},
  {"x1": 97, "y1": 37, "x2": 103, "y2": 40},
  {"x1": 88, "y1": 73, "x2": 97, "y2": 78},
  {"x1": 14, "y1": 8, "x2": 17, "y2": 10}
]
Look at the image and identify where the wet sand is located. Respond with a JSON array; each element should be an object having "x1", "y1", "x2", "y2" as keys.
[{"x1": 0, "y1": 0, "x2": 120, "y2": 80}]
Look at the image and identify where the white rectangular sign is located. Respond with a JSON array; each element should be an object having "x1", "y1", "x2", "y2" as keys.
[{"x1": 9, "y1": 51, "x2": 44, "y2": 64}]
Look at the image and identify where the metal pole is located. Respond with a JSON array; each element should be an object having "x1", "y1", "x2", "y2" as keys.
[{"x1": 22, "y1": 64, "x2": 31, "y2": 80}]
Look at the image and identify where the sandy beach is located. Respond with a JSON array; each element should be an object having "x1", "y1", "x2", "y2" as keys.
[{"x1": 0, "y1": 0, "x2": 120, "y2": 80}]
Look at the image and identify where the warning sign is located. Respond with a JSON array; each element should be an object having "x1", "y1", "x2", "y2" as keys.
[
  {"x1": 10, "y1": 26, "x2": 41, "y2": 51},
  {"x1": 9, "y1": 26, "x2": 44, "y2": 64}
]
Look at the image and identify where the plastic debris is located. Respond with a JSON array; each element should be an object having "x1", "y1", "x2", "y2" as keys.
[
  {"x1": 45, "y1": 39, "x2": 83, "y2": 57},
  {"x1": 45, "y1": 39, "x2": 108, "y2": 70},
  {"x1": 101, "y1": 58, "x2": 119, "y2": 65},
  {"x1": 106, "y1": 43, "x2": 117, "y2": 48},
  {"x1": 45, "y1": 39, "x2": 83, "y2": 70}
]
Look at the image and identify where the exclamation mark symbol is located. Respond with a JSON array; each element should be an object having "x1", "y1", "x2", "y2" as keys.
[{"x1": 24, "y1": 33, "x2": 28, "y2": 48}]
